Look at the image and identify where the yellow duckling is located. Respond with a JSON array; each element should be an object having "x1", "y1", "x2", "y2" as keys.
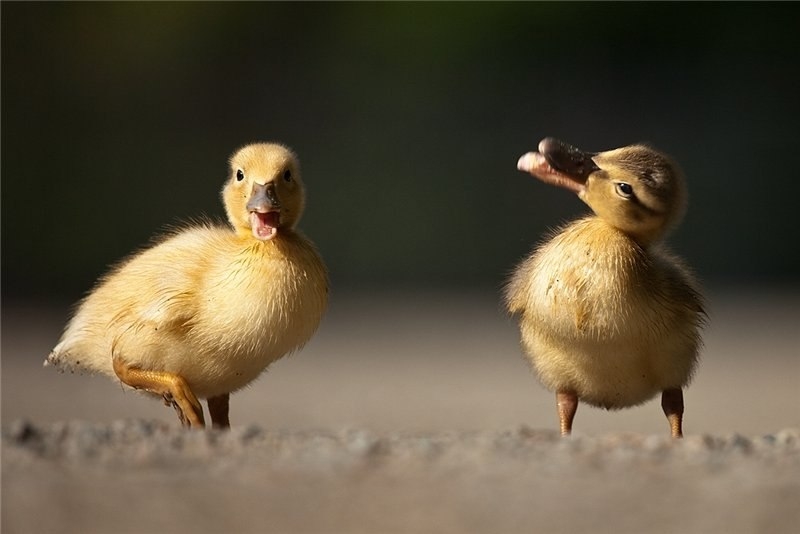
[
  {"x1": 45, "y1": 143, "x2": 328, "y2": 429},
  {"x1": 505, "y1": 138, "x2": 705, "y2": 437}
]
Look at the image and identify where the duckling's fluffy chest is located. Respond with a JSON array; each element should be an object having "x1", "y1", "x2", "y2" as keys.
[
  {"x1": 505, "y1": 218, "x2": 703, "y2": 408},
  {"x1": 187, "y1": 233, "x2": 328, "y2": 395}
]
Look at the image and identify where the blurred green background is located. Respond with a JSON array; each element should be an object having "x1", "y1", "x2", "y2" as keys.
[{"x1": 3, "y1": 2, "x2": 799, "y2": 300}]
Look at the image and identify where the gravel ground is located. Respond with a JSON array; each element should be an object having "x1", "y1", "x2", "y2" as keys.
[{"x1": 3, "y1": 420, "x2": 799, "y2": 534}]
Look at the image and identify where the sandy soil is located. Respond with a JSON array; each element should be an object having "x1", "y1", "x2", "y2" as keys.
[
  {"x1": 2, "y1": 290, "x2": 799, "y2": 533},
  {"x1": 4, "y1": 421, "x2": 799, "y2": 534}
]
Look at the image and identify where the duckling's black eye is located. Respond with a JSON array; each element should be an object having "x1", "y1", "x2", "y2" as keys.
[
  {"x1": 283, "y1": 169, "x2": 292, "y2": 182},
  {"x1": 236, "y1": 169, "x2": 244, "y2": 182},
  {"x1": 616, "y1": 182, "x2": 634, "y2": 198}
]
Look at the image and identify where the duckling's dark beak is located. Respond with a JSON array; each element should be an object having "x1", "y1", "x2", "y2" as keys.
[
  {"x1": 517, "y1": 137, "x2": 600, "y2": 194},
  {"x1": 539, "y1": 138, "x2": 600, "y2": 181},
  {"x1": 247, "y1": 182, "x2": 281, "y2": 241},
  {"x1": 247, "y1": 182, "x2": 281, "y2": 212}
]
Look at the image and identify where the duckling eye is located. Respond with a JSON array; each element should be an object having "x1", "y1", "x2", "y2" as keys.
[
  {"x1": 615, "y1": 182, "x2": 634, "y2": 198},
  {"x1": 236, "y1": 169, "x2": 244, "y2": 182},
  {"x1": 283, "y1": 169, "x2": 292, "y2": 182}
]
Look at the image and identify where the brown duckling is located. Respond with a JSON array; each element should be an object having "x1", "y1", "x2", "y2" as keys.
[
  {"x1": 45, "y1": 143, "x2": 328, "y2": 429},
  {"x1": 505, "y1": 137, "x2": 705, "y2": 437}
]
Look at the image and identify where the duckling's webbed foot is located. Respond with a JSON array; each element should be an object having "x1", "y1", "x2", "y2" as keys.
[
  {"x1": 162, "y1": 392, "x2": 205, "y2": 429},
  {"x1": 207, "y1": 394, "x2": 230, "y2": 429},
  {"x1": 112, "y1": 356, "x2": 205, "y2": 428},
  {"x1": 661, "y1": 388, "x2": 684, "y2": 438},
  {"x1": 556, "y1": 390, "x2": 579, "y2": 436}
]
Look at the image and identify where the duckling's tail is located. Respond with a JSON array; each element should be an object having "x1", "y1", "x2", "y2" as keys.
[
  {"x1": 44, "y1": 344, "x2": 93, "y2": 375},
  {"x1": 45, "y1": 336, "x2": 117, "y2": 377},
  {"x1": 44, "y1": 346, "x2": 69, "y2": 372}
]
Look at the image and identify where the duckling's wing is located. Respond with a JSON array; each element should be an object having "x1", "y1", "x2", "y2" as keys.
[
  {"x1": 46, "y1": 228, "x2": 217, "y2": 375},
  {"x1": 652, "y1": 246, "x2": 706, "y2": 320},
  {"x1": 112, "y1": 287, "x2": 197, "y2": 336},
  {"x1": 504, "y1": 252, "x2": 538, "y2": 315},
  {"x1": 45, "y1": 278, "x2": 199, "y2": 376},
  {"x1": 104, "y1": 229, "x2": 219, "y2": 338}
]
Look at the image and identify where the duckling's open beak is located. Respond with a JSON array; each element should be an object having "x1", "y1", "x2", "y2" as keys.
[
  {"x1": 517, "y1": 137, "x2": 600, "y2": 195},
  {"x1": 246, "y1": 182, "x2": 281, "y2": 241}
]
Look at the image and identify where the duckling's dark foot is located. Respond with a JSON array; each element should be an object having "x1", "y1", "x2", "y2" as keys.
[
  {"x1": 556, "y1": 390, "x2": 578, "y2": 436},
  {"x1": 112, "y1": 356, "x2": 205, "y2": 429},
  {"x1": 661, "y1": 388, "x2": 684, "y2": 438},
  {"x1": 208, "y1": 394, "x2": 230, "y2": 429}
]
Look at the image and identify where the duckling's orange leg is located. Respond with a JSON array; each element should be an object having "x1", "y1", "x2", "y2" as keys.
[
  {"x1": 556, "y1": 390, "x2": 578, "y2": 436},
  {"x1": 112, "y1": 356, "x2": 205, "y2": 428},
  {"x1": 207, "y1": 394, "x2": 230, "y2": 429},
  {"x1": 661, "y1": 388, "x2": 684, "y2": 438}
]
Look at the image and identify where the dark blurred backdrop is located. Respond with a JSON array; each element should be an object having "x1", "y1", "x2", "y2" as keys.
[{"x1": 3, "y1": 2, "x2": 800, "y2": 301}]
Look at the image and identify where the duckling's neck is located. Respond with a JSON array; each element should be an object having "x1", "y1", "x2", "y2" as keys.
[
  {"x1": 564, "y1": 216, "x2": 652, "y2": 256},
  {"x1": 584, "y1": 215, "x2": 663, "y2": 249},
  {"x1": 236, "y1": 229, "x2": 304, "y2": 255}
]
